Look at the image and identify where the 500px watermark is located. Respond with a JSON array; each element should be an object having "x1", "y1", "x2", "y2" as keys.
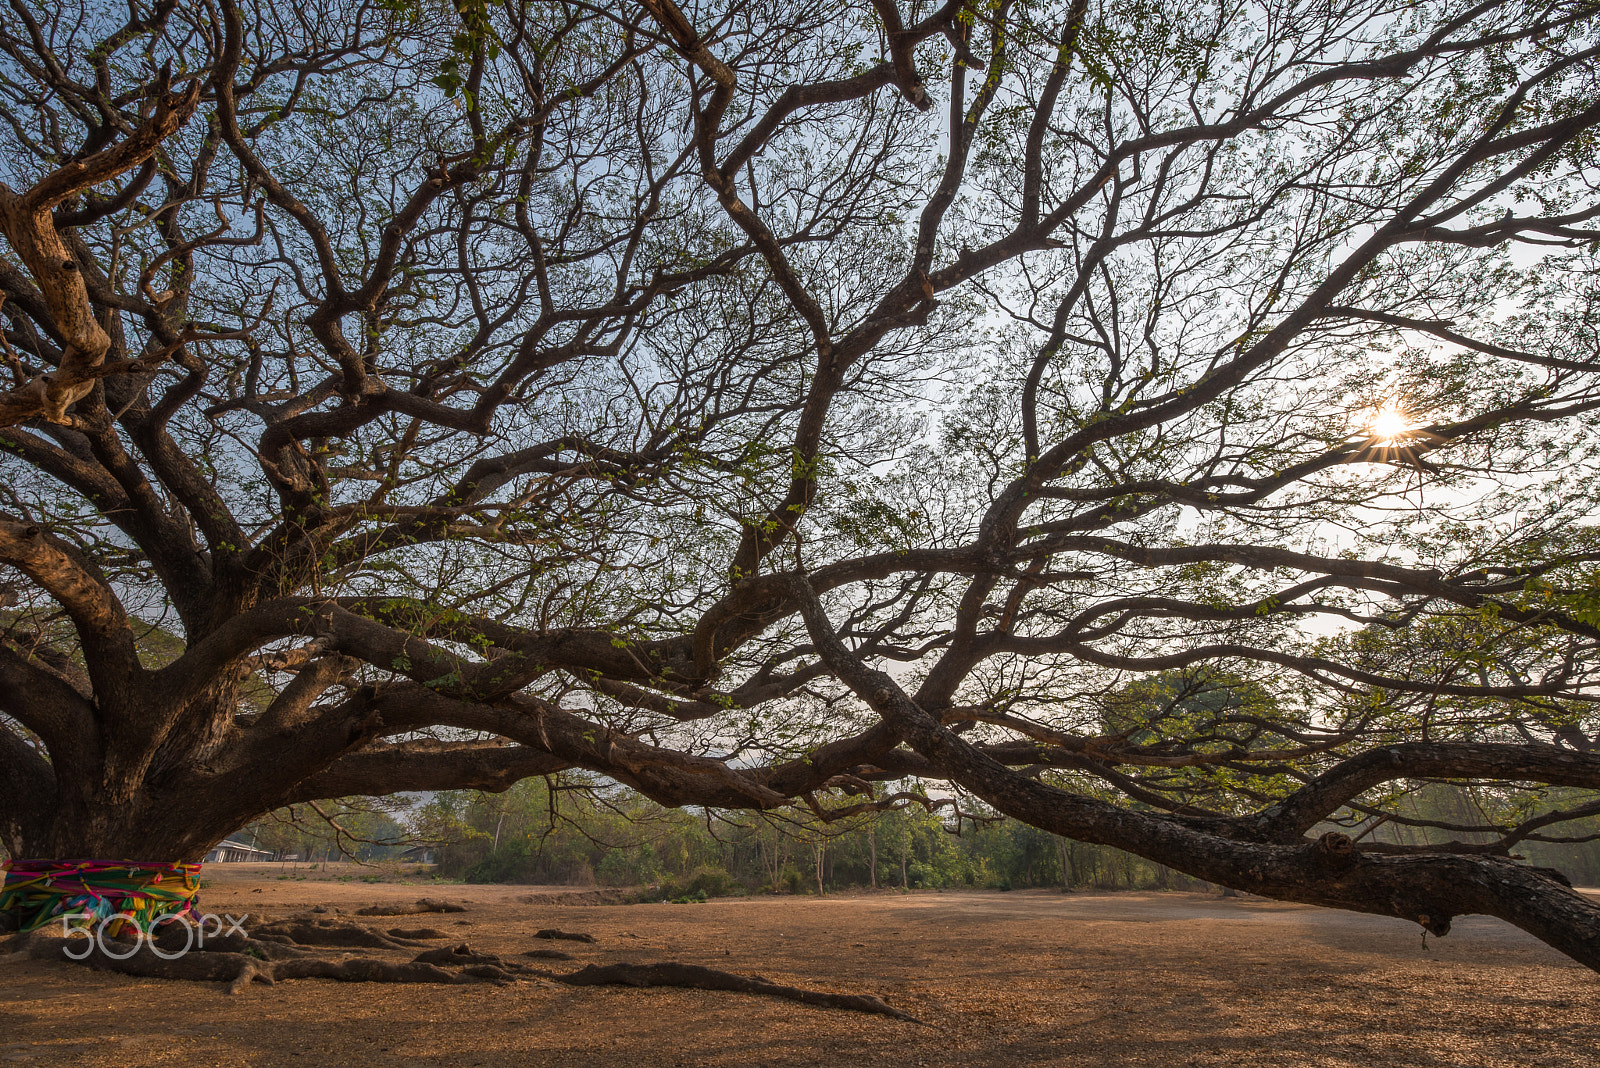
[{"x1": 56, "y1": 912, "x2": 249, "y2": 960}]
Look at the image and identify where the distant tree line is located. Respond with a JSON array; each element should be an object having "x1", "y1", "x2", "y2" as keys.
[
  {"x1": 218, "y1": 776, "x2": 1596, "y2": 898},
  {"x1": 408, "y1": 775, "x2": 1224, "y2": 897}
]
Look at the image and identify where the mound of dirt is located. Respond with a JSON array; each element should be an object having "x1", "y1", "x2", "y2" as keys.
[{"x1": 519, "y1": 888, "x2": 631, "y2": 907}]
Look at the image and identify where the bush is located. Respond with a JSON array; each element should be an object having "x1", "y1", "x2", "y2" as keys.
[
  {"x1": 464, "y1": 840, "x2": 537, "y2": 884},
  {"x1": 554, "y1": 859, "x2": 597, "y2": 886},
  {"x1": 596, "y1": 849, "x2": 656, "y2": 887},
  {"x1": 631, "y1": 865, "x2": 747, "y2": 902}
]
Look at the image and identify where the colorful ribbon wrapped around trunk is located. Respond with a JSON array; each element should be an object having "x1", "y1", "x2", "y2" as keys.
[{"x1": 0, "y1": 859, "x2": 202, "y2": 935}]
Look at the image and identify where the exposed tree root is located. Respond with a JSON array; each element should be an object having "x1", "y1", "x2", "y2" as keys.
[
  {"x1": 388, "y1": 927, "x2": 448, "y2": 940},
  {"x1": 268, "y1": 957, "x2": 473, "y2": 985},
  {"x1": 534, "y1": 928, "x2": 597, "y2": 942},
  {"x1": 522, "y1": 948, "x2": 575, "y2": 960},
  {"x1": 1, "y1": 927, "x2": 917, "y2": 1020},
  {"x1": 6, "y1": 931, "x2": 486, "y2": 989},
  {"x1": 9, "y1": 931, "x2": 274, "y2": 989},
  {"x1": 412, "y1": 943, "x2": 518, "y2": 967},
  {"x1": 552, "y1": 962, "x2": 920, "y2": 1022},
  {"x1": 356, "y1": 898, "x2": 467, "y2": 916},
  {"x1": 147, "y1": 926, "x2": 322, "y2": 961},
  {"x1": 252, "y1": 918, "x2": 430, "y2": 950}
]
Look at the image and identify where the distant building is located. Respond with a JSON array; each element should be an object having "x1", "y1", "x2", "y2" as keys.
[{"x1": 204, "y1": 838, "x2": 276, "y2": 863}]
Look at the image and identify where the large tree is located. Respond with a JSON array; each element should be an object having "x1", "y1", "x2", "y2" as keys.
[{"x1": 5, "y1": 0, "x2": 1600, "y2": 968}]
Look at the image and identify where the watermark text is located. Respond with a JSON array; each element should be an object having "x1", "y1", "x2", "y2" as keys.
[{"x1": 57, "y1": 912, "x2": 249, "y2": 959}]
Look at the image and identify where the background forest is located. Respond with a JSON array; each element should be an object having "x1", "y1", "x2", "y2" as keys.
[{"x1": 245, "y1": 774, "x2": 1600, "y2": 898}]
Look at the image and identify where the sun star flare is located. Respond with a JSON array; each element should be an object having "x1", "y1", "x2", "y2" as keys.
[{"x1": 1367, "y1": 406, "x2": 1414, "y2": 445}]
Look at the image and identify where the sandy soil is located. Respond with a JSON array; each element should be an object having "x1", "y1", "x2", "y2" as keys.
[{"x1": 1, "y1": 864, "x2": 1596, "y2": 1067}]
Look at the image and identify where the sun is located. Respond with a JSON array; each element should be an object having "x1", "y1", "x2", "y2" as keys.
[{"x1": 1366, "y1": 406, "x2": 1413, "y2": 444}]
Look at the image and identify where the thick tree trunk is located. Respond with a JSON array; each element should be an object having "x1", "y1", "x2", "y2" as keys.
[
  {"x1": 9, "y1": 765, "x2": 255, "y2": 863},
  {"x1": 3, "y1": 681, "x2": 285, "y2": 863},
  {"x1": 10, "y1": 797, "x2": 245, "y2": 864}
]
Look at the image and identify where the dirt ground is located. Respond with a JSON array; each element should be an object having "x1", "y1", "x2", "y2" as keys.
[{"x1": 1, "y1": 864, "x2": 1597, "y2": 1067}]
